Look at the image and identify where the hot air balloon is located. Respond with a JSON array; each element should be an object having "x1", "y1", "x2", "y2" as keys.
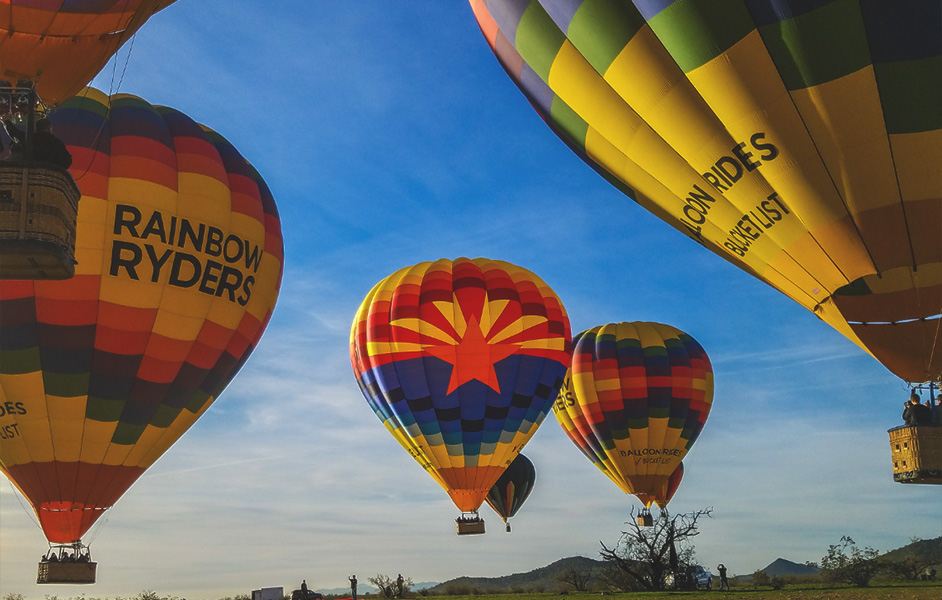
[
  {"x1": 0, "y1": 1, "x2": 177, "y2": 107},
  {"x1": 553, "y1": 322, "x2": 712, "y2": 524},
  {"x1": 351, "y1": 257, "x2": 571, "y2": 535},
  {"x1": 0, "y1": 87, "x2": 283, "y2": 583},
  {"x1": 485, "y1": 452, "x2": 536, "y2": 532},
  {"x1": 468, "y1": 0, "x2": 941, "y2": 386},
  {"x1": 0, "y1": 2, "x2": 178, "y2": 280}
]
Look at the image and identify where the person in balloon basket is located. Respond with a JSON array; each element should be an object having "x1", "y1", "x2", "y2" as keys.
[
  {"x1": 1, "y1": 116, "x2": 72, "y2": 168},
  {"x1": 902, "y1": 392, "x2": 931, "y2": 425}
]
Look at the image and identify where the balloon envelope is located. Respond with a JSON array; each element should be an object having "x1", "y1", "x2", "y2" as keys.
[
  {"x1": 469, "y1": 0, "x2": 941, "y2": 383},
  {"x1": 553, "y1": 322, "x2": 712, "y2": 508},
  {"x1": 655, "y1": 462, "x2": 683, "y2": 510},
  {"x1": 485, "y1": 452, "x2": 536, "y2": 523},
  {"x1": 0, "y1": 87, "x2": 283, "y2": 543},
  {"x1": 0, "y1": 0, "x2": 177, "y2": 105},
  {"x1": 351, "y1": 258, "x2": 571, "y2": 512}
]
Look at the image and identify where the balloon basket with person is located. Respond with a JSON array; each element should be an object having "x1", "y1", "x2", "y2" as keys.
[
  {"x1": 455, "y1": 510, "x2": 486, "y2": 535},
  {"x1": 0, "y1": 80, "x2": 80, "y2": 280},
  {"x1": 37, "y1": 541, "x2": 96, "y2": 584},
  {"x1": 888, "y1": 380, "x2": 942, "y2": 485}
]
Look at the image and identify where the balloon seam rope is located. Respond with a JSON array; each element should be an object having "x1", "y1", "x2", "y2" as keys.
[{"x1": 5, "y1": 477, "x2": 44, "y2": 534}]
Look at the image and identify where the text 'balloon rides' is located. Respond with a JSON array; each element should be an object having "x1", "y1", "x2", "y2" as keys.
[
  {"x1": 0, "y1": 87, "x2": 284, "y2": 544},
  {"x1": 469, "y1": 0, "x2": 941, "y2": 383},
  {"x1": 0, "y1": 1, "x2": 177, "y2": 106},
  {"x1": 485, "y1": 452, "x2": 535, "y2": 532},
  {"x1": 351, "y1": 258, "x2": 571, "y2": 529},
  {"x1": 553, "y1": 322, "x2": 712, "y2": 509}
]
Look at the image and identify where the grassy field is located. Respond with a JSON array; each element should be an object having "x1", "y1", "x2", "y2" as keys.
[{"x1": 421, "y1": 584, "x2": 942, "y2": 600}]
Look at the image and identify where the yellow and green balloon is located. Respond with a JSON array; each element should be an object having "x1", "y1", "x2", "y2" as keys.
[{"x1": 469, "y1": 0, "x2": 941, "y2": 384}]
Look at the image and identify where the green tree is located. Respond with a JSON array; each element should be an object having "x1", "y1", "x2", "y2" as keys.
[
  {"x1": 820, "y1": 535, "x2": 880, "y2": 587},
  {"x1": 598, "y1": 507, "x2": 710, "y2": 591}
]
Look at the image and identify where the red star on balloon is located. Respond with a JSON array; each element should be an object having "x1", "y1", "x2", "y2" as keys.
[{"x1": 424, "y1": 315, "x2": 519, "y2": 394}]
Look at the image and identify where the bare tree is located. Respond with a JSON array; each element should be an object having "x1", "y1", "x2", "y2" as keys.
[
  {"x1": 599, "y1": 507, "x2": 711, "y2": 591},
  {"x1": 557, "y1": 563, "x2": 595, "y2": 591}
]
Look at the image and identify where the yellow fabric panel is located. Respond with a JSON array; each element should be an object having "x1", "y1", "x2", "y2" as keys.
[
  {"x1": 247, "y1": 253, "x2": 283, "y2": 320},
  {"x1": 75, "y1": 196, "x2": 108, "y2": 251},
  {"x1": 791, "y1": 67, "x2": 898, "y2": 214},
  {"x1": 771, "y1": 235, "x2": 847, "y2": 293},
  {"x1": 16, "y1": 419, "x2": 54, "y2": 462},
  {"x1": 605, "y1": 27, "x2": 719, "y2": 158},
  {"x1": 176, "y1": 173, "x2": 231, "y2": 211},
  {"x1": 176, "y1": 180, "x2": 231, "y2": 225},
  {"x1": 49, "y1": 416, "x2": 84, "y2": 461},
  {"x1": 102, "y1": 442, "x2": 133, "y2": 467},
  {"x1": 152, "y1": 287, "x2": 212, "y2": 339},
  {"x1": 892, "y1": 130, "x2": 942, "y2": 202},
  {"x1": 689, "y1": 34, "x2": 850, "y2": 228},
  {"x1": 0, "y1": 428, "x2": 32, "y2": 467},
  {"x1": 122, "y1": 424, "x2": 168, "y2": 466},
  {"x1": 815, "y1": 299, "x2": 875, "y2": 359},
  {"x1": 108, "y1": 177, "x2": 177, "y2": 212},
  {"x1": 227, "y1": 210, "x2": 265, "y2": 245},
  {"x1": 98, "y1": 270, "x2": 164, "y2": 309},
  {"x1": 78, "y1": 420, "x2": 118, "y2": 464},
  {"x1": 0, "y1": 373, "x2": 47, "y2": 415},
  {"x1": 206, "y1": 293, "x2": 248, "y2": 330},
  {"x1": 550, "y1": 41, "x2": 646, "y2": 148},
  {"x1": 46, "y1": 395, "x2": 86, "y2": 421}
]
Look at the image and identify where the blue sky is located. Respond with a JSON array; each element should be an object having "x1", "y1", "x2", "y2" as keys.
[{"x1": 1, "y1": 2, "x2": 939, "y2": 598}]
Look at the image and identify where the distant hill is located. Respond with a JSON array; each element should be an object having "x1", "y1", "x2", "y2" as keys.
[
  {"x1": 760, "y1": 558, "x2": 821, "y2": 577},
  {"x1": 733, "y1": 536, "x2": 942, "y2": 581},
  {"x1": 881, "y1": 537, "x2": 942, "y2": 564},
  {"x1": 429, "y1": 557, "x2": 606, "y2": 593}
]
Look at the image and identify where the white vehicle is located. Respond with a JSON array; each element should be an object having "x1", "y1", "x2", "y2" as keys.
[
  {"x1": 252, "y1": 587, "x2": 284, "y2": 600},
  {"x1": 665, "y1": 565, "x2": 713, "y2": 590}
]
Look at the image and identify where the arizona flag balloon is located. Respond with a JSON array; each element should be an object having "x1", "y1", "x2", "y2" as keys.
[
  {"x1": 554, "y1": 322, "x2": 712, "y2": 508},
  {"x1": 0, "y1": 1, "x2": 177, "y2": 105},
  {"x1": 0, "y1": 87, "x2": 283, "y2": 544},
  {"x1": 469, "y1": 1, "x2": 941, "y2": 383},
  {"x1": 351, "y1": 258, "x2": 571, "y2": 515}
]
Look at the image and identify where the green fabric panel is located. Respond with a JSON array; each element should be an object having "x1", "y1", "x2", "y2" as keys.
[
  {"x1": 627, "y1": 417, "x2": 649, "y2": 430},
  {"x1": 43, "y1": 371, "x2": 89, "y2": 397},
  {"x1": 0, "y1": 348, "x2": 41, "y2": 374},
  {"x1": 549, "y1": 96, "x2": 590, "y2": 149},
  {"x1": 150, "y1": 403, "x2": 183, "y2": 428},
  {"x1": 649, "y1": 407, "x2": 671, "y2": 419},
  {"x1": 111, "y1": 421, "x2": 145, "y2": 445},
  {"x1": 85, "y1": 395, "x2": 124, "y2": 422},
  {"x1": 185, "y1": 390, "x2": 212, "y2": 413},
  {"x1": 668, "y1": 417, "x2": 686, "y2": 431},
  {"x1": 760, "y1": 0, "x2": 869, "y2": 90},
  {"x1": 515, "y1": 2, "x2": 567, "y2": 81},
  {"x1": 649, "y1": 0, "x2": 754, "y2": 73},
  {"x1": 59, "y1": 93, "x2": 108, "y2": 117},
  {"x1": 875, "y1": 56, "x2": 942, "y2": 135},
  {"x1": 568, "y1": 0, "x2": 645, "y2": 75}
]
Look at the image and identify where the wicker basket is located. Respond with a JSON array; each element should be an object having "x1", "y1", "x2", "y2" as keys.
[
  {"x1": 456, "y1": 518, "x2": 486, "y2": 535},
  {"x1": 36, "y1": 560, "x2": 97, "y2": 584},
  {"x1": 0, "y1": 163, "x2": 81, "y2": 279},
  {"x1": 888, "y1": 425, "x2": 942, "y2": 484}
]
